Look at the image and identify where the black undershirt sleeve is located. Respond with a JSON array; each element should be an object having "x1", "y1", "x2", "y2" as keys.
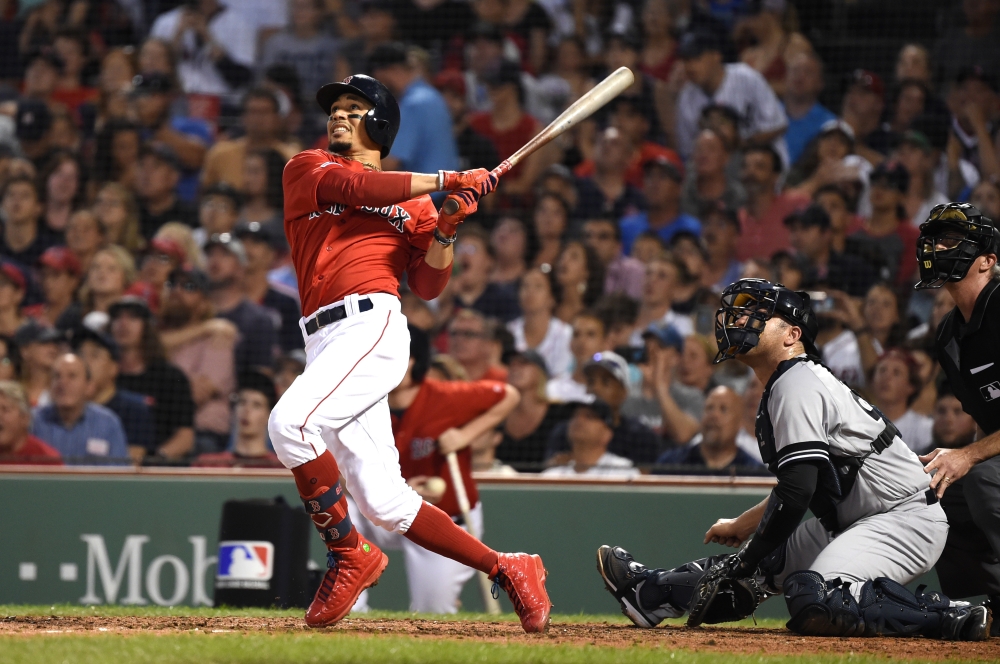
[
  {"x1": 215, "y1": 54, "x2": 253, "y2": 89},
  {"x1": 741, "y1": 461, "x2": 820, "y2": 569}
]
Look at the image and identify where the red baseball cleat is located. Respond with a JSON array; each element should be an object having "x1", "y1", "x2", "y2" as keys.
[
  {"x1": 305, "y1": 535, "x2": 388, "y2": 628},
  {"x1": 492, "y1": 553, "x2": 552, "y2": 633}
]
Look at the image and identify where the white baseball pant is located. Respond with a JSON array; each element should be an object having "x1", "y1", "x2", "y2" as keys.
[
  {"x1": 348, "y1": 496, "x2": 484, "y2": 614},
  {"x1": 267, "y1": 293, "x2": 424, "y2": 533}
]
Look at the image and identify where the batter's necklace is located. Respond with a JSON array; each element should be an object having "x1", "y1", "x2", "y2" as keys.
[{"x1": 344, "y1": 155, "x2": 381, "y2": 171}]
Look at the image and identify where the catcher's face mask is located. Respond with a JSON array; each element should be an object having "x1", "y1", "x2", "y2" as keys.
[
  {"x1": 915, "y1": 204, "x2": 1000, "y2": 289},
  {"x1": 714, "y1": 280, "x2": 780, "y2": 364}
]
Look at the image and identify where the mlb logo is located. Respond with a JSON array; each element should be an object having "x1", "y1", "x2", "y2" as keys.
[
  {"x1": 216, "y1": 541, "x2": 274, "y2": 589},
  {"x1": 981, "y1": 382, "x2": 1000, "y2": 402}
]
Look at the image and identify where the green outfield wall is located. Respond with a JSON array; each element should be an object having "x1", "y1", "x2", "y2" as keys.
[{"x1": 0, "y1": 471, "x2": 939, "y2": 619}]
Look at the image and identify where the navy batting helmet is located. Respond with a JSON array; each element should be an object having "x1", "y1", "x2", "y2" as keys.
[
  {"x1": 915, "y1": 202, "x2": 1000, "y2": 289},
  {"x1": 316, "y1": 75, "x2": 400, "y2": 158},
  {"x1": 714, "y1": 278, "x2": 820, "y2": 363}
]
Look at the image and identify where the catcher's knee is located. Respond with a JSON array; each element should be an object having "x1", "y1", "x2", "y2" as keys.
[{"x1": 784, "y1": 570, "x2": 865, "y2": 637}]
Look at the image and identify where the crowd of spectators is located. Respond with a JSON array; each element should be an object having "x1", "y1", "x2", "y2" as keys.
[{"x1": 0, "y1": 0, "x2": 994, "y2": 476}]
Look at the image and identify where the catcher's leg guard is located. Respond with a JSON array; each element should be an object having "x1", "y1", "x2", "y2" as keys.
[
  {"x1": 638, "y1": 555, "x2": 731, "y2": 616},
  {"x1": 784, "y1": 571, "x2": 865, "y2": 636},
  {"x1": 858, "y1": 578, "x2": 992, "y2": 640}
]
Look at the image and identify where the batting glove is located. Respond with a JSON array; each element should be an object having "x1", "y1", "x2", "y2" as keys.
[
  {"x1": 438, "y1": 168, "x2": 499, "y2": 197},
  {"x1": 437, "y1": 188, "x2": 480, "y2": 236}
]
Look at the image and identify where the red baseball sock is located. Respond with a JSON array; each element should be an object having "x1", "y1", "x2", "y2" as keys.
[
  {"x1": 404, "y1": 502, "x2": 499, "y2": 575},
  {"x1": 292, "y1": 451, "x2": 358, "y2": 550}
]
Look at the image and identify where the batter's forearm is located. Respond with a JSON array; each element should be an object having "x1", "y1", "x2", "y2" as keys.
[{"x1": 407, "y1": 250, "x2": 452, "y2": 300}]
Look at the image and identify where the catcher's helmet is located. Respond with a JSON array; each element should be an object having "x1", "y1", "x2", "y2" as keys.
[
  {"x1": 915, "y1": 202, "x2": 1000, "y2": 289},
  {"x1": 316, "y1": 75, "x2": 400, "y2": 158},
  {"x1": 714, "y1": 278, "x2": 820, "y2": 363}
]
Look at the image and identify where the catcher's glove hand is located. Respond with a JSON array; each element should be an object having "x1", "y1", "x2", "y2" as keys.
[{"x1": 686, "y1": 550, "x2": 765, "y2": 627}]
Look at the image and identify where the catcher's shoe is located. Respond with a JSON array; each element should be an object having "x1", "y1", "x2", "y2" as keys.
[
  {"x1": 491, "y1": 553, "x2": 552, "y2": 633},
  {"x1": 596, "y1": 545, "x2": 679, "y2": 628},
  {"x1": 941, "y1": 603, "x2": 993, "y2": 641},
  {"x1": 305, "y1": 535, "x2": 388, "y2": 628}
]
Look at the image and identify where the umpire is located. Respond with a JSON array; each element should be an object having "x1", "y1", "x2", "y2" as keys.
[{"x1": 915, "y1": 202, "x2": 1000, "y2": 628}]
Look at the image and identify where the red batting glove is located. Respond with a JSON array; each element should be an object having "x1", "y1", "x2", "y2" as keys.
[
  {"x1": 438, "y1": 168, "x2": 499, "y2": 196},
  {"x1": 436, "y1": 188, "x2": 480, "y2": 236}
]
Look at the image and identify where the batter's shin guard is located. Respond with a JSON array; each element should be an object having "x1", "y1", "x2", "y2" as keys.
[
  {"x1": 639, "y1": 555, "x2": 731, "y2": 615},
  {"x1": 291, "y1": 452, "x2": 357, "y2": 549},
  {"x1": 784, "y1": 571, "x2": 865, "y2": 636},
  {"x1": 859, "y1": 578, "x2": 991, "y2": 640}
]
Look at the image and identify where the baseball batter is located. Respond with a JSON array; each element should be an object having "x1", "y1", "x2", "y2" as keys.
[
  {"x1": 267, "y1": 74, "x2": 551, "y2": 631},
  {"x1": 596, "y1": 278, "x2": 992, "y2": 640},
  {"x1": 352, "y1": 325, "x2": 519, "y2": 613}
]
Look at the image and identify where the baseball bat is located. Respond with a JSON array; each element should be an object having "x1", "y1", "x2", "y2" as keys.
[
  {"x1": 445, "y1": 451, "x2": 502, "y2": 615},
  {"x1": 441, "y1": 66, "x2": 636, "y2": 215}
]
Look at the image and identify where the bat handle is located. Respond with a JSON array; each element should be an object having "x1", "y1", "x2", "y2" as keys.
[
  {"x1": 442, "y1": 198, "x2": 459, "y2": 215},
  {"x1": 492, "y1": 160, "x2": 512, "y2": 178}
]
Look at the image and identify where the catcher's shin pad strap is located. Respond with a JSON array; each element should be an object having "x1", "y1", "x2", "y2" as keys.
[{"x1": 686, "y1": 557, "x2": 766, "y2": 627}]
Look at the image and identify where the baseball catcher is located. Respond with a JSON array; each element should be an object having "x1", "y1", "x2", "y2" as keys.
[{"x1": 596, "y1": 278, "x2": 992, "y2": 640}]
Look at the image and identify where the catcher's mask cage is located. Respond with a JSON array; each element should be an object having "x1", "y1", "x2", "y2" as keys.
[
  {"x1": 915, "y1": 203, "x2": 1000, "y2": 290},
  {"x1": 714, "y1": 279, "x2": 820, "y2": 364}
]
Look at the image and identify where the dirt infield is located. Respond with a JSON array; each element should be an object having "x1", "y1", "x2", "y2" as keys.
[{"x1": 0, "y1": 614, "x2": 995, "y2": 660}]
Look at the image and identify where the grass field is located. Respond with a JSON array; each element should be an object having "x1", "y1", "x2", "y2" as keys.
[{"x1": 0, "y1": 605, "x2": 993, "y2": 663}]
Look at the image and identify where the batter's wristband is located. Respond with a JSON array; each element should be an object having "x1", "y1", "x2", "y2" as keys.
[
  {"x1": 437, "y1": 170, "x2": 445, "y2": 191},
  {"x1": 435, "y1": 226, "x2": 458, "y2": 245}
]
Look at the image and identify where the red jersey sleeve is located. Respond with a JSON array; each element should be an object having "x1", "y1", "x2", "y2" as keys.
[
  {"x1": 282, "y1": 150, "x2": 413, "y2": 218},
  {"x1": 405, "y1": 196, "x2": 452, "y2": 300},
  {"x1": 436, "y1": 379, "x2": 508, "y2": 423}
]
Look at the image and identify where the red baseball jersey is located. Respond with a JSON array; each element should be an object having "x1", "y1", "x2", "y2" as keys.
[
  {"x1": 393, "y1": 378, "x2": 507, "y2": 517},
  {"x1": 282, "y1": 149, "x2": 450, "y2": 316}
]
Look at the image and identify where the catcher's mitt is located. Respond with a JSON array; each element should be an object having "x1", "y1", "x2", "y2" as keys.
[{"x1": 686, "y1": 553, "x2": 766, "y2": 627}]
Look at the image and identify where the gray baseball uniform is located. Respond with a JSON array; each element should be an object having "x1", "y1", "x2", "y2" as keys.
[{"x1": 757, "y1": 356, "x2": 948, "y2": 596}]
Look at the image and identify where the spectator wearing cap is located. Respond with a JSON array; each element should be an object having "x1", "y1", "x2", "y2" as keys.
[
  {"x1": 238, "y1": 148, "x2": 287, "y2": 227},
  {"x1": 507, "y1": 267, "x2": 573, "y2": 380},
  {"x1": 575, "y1": 127, "x2": 647, "y2": 221},
  {"x1": 234, "y1": 221, "x2": 302, "y2": 352},
  {"x1": 582, "y1": 217, "x2": 645, "y2": 300},
  {"x1": 434, "y1": 70, "x2": 500, "y2": 172},
  {"x1": 149, "y1": 0, "x2": 255, "y2": 97},
  {"x1": 74, "y1": 328, "x2": 155, "y2": 461},
  {"x1": 896, "y1": 130, "x2": 950, "y2": 227},
  {"x1": 574, "y1": 97, "x2": 682, "y2": 191},
  {"x1": 782, "y1": 51, "x2": 837, "y2": 166},
  {"x1": 0, "y1": 263, "x2": 28, "y2": 337},
  {"x1": 546, "y1": 309, "x2": 607, "y2": 403},
  {"x1": 452, "y1": 225, "x2": 522, "y2": 324},
  {"x1": 14, "y1": 321, "x2": 62, "y2": 409},
  {"x1": 23, "y1": 247, "x2": 83, "y2": 330},
  {"x1": 947, "y1": 66, "x2": 1000, "y2": 184},
  {"x1": 368, "y1": 42, "x2": 459, "y2": 175},
  {"x1": 201, "y1": 89, "x2": 299, "y2": 191},
  {"x1": 871, "y1": 348, "x2": 933, "y2": 455},
  {"x1": 498, "y1": 349, "x2": 572, "y2": 471},
  {"x1": 1, "y1": 175, "x2": 61, "y2": 268},
  {"x1": 158, "y1": 266, "x2": 237, "y2": 453},
  {"x1": 0, "y1": 381, "x2": 61, "y2": 466},
  {"x1": 469, "y1": 60, "x2": 545, "y2": 200},
  {"x1": 135, "y1": 145, "x2": 198, "y2": 240},
  {"x1": 840, "y1": 69, "x2": 887, "y2": 168},
  {"x1": 619, "y1": 155, "x2": 700, "y2": 255},
  {"x1": 14, "y1": 99, "x2": 53, "y2": 167},
  {"x1": 849, "y1": 160, "x2": 921, "y2": 287},
  {"x1": 130, "y1": 72, "x2": 212, "y2": 200},
  {"x1": 737, "y1": 144, "x2": 808, "y2": 261},
  {"x1": 132, "y1": 237, "x2": 188, "y2": 314},
  {"x1": 194, "y1": 371, "x2": 284, "y2": 468},
  {"x1": 785, "y1": 205, "x2": 877, "y2": 298},
  {"x1": 258, "y1": 0, "x2": 340, "y2": 106},
  {"x1": 655, "y1": 386, "x2": 763, "y2": 472},
  {"x1": 681, "y1": 128, "x2": 746, "y2": 217},
  {"x1": 110, "y1": 296, "x2": 196, "y2": 459},
  {"x1": 931, "y1": 0, "x2": 1000, "y2": 87},
  {"x1": 699, "y1": 202, "x2": 743, "y2": 292},
  {"x1": 541, "y1": 399, "x2": 641, "y2": 479},
  {"x1": 205, "y1": 233, "x2": 279, "y2": 376},
  {"x1": 193, "y1": 183, "x2": 242, "y2": 249},
  {"x1": 670, "y1": 30, "x2": 789, "y2": 164},
  {"x1": 547, "y1": 350, "x2": 663, "y2": 466},
  {"x1": 31, "y1": 353, "x2": 129, "y2": 464}
]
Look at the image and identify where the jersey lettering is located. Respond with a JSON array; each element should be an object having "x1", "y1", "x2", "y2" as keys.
[
  {"x1": 410, "y1": 437, "x2": 436, "y2": 460},
  {"x1": 358, "y1": 205, "x2": 410, "y2": 233}
]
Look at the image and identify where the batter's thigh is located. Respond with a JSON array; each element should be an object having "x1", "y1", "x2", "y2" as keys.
[
  {"x1": 268, "y1": 307, "x2": 409, "y2": 468},
  {"x1": 400, "y1": 503, "x2": 483, "y2": 614},
  {"x1": 778, "y1": 502, "x2": 948, "y2": 595}
]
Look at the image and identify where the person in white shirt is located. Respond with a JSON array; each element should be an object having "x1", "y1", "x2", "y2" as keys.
[
  {"x1": 508, "y1": 268, "x2": 573, "y2": 378},
  {"x1": 630, "y1": 255, "x2": 694, "y2": 347},
  {"x1": 546, "y1": 310, "x2": 607, "y2": 403},
  {"x1": 671, "y1": 30, "x2": 788, "y2": 164},
  {"x1": 871, "y1": 349, "x2": 933, "y2": 454},
  {"x1": 541, "y1": 400, "x2": 640, "y2": 479}
]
